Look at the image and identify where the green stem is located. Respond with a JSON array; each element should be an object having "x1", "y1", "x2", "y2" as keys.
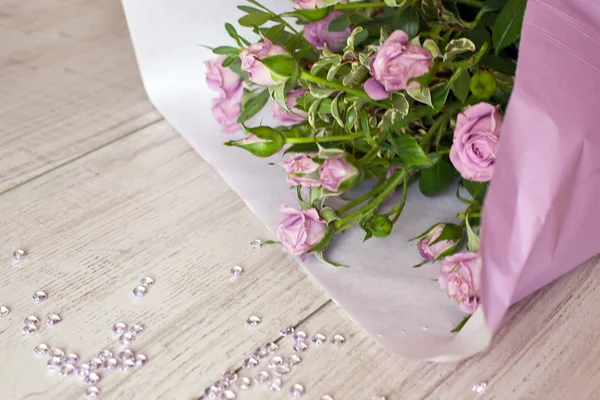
[
  {"x1": 334, "y1": 1, "x2": 386, "y2": 9},
  {"x1": 421, "y1": 101, "x2": 463, "y2": 152},
  {"x1": 458, "y1": 211, "x2": 481, "y2": 218},
  {"x1": 454, "y1": 0, "x2": 484, "y2": 7},
  {"x1": 286, "y1": 133, "x2": 363, "y2": 144},
  {"x1": 386, "y1": 173, "x2": 409, "y2": 224},
  {"x1": 337, "y1": 182, "x2": 386, "y2": 215}
]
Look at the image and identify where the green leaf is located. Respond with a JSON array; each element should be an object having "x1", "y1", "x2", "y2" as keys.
[
  {"x1": 238, "y1": 89, "x2": 269, "y2": 123},
  {"x1": 391, "y1": 136, "x2": 432, "y2": 166},
  {"x1": 465, "y1": 215, "x2": 480, "y2": 252},
  {"x1": 238, "y1": 11, "x2": 272, "y2": 27},
  {"x1": 462, "y1": 179, "x2": 488, "y2": 203},
  {"x1": 320, "y1": 207, "x2": 339, "y2": 223},
  {"x1": 315, "y1": 250, "x2": 346, "y2": 268},
  {"x1": 308, "y1": 98, "x2": 322, "y2": 128},
  {"x1": 431, "y1": 223, "x2": 463, "y2": 244},
  {"x1": 270, "y1": 84, "x2": 289, "y2": 112},
  {"x1": 309, "y1": 86, "x2": 335, "y2": 99},
  {"x1": 452, "y1": 70, "x2": 471, "y2": 103},
  {"x1": 423, "y1": 39, "x2": 441, "y2": 58},
  {"x1": 419, "y1": 159, "x2": 459, "y2": 196},
  {"x1": 237, "y1": 5, "x2": 263, "y2": 13},
  {"x1": 443, "y1": 38, "x2": 476, "y2": 63},
  {"x1": 212, "y1": 46, "x2": 240, "y2": 56},
  {"x1": 224, "y1": 23, "x2": 242, "y2": 47},
  {"x1": 317, "y1": 98, "x2": 332, "y2": 114},
  {"x1": 260, "y1": 54, "x2": 300, "y2": 84},
  {"x1": 392, "y1": 6, "x2": 419, "y2": 38},
  {"x1": 227, "y1": 60, "x2": 249, "y2": 80},
  {"x1": 492, "y1": 0, "x2": 527, "y2": 54},
  {"x1": 328, "y1": 12, "x2": 352, "y2": 32},
  {"x1": 392, "y1": 93, "x2": 409, "y2": 116},
  {"x1": 480, "y1": 54, "x2": 517, "y2": 76},
  {"x1": 451, "y1": 315, "x2": 472, "y2": 333},
  {"x1": 292, "y1": 7, "x2": 332, "y2": 22},
  {"x1": 384, "y1": 0, "x2": 407, "y2": 7},
  {"x1": 284, "y1": 143, "x2": 319, "y2": 155},
  {"x1": 221, "y1": 56, "x2": 236, "y2": 67},
  {"x1": 263, "y1": 24, "x2": 287, "y2": 43},
  {"x1": 331, "y1": 93, "x2": 344, "y2": 128},
  {"x1": 407, "y1": 87, "x2": 433, "y2": 108}
]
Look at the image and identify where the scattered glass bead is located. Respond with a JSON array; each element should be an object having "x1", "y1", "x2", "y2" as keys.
[
  {"x1": 59, "y1": 364, "x2": 75, "y2": 376},
  {"x1": 84, "y1": 372, "x2": 101, "y2": 385},
  {"x1": 84, "y1": 386, "x2": 101, "y2": 399},
  {"x1": 289, "y1": 383, "x2": 305, "y2": 398},
  {"x1": 242, "y1": 357, "x2": 259, "y2": 369},
  {"x1": 372, "y1": 396, "x2": 386, "y2": 400},
  {"x1": 12, "y1": 249, "x2": 27, "y2": 260},
  {"x1": 250, "y1": 239, "x2": 264, "y2": 249},
  {"x1": 0, "y1": 306, "x2": 10, "y2": 317},
  {"x1": 47, "y1": 357, "x2": 62, "y2": 369},
  {"x1": 265, "y1": 342, "x2": 279, "y2": 352},
  {"x1": 89, "y1": 358, "x2": 103, "y2": 370},
  {"x1": 253, "y1": 347, "x2": 269, "y2": 359},
  {"x1": 293, "y1": 331, "x2": 307, "y2": 342},
  {"x1": 34, "y1": 343, "x2": 50, "y2": 356},
  {"x1": 103, "y1": 358, "x2": 118, "y2": 370},
  {"x1": 98, "y1": 349, "x2": 113, "y2": 361},
  {"x1": 46, "y1": 314, "x2": 61, "y2": 326},
  {"x1": 330, "y1": 334, "x2": 345, "y2": 346},
  {"x1": 129, "y1": 324, "x2": 145, "y2": 335},
  {"x1": 132, "y1": 285, "x2": 147, "y2": 298},
  {"x1": 51, "y1": 349, "x2": 65, "y2": 359},
  {"x1": 32, "y1": 291, "x2": 48, "y2": 303},
  {"x1": 246, "y1": 316, "x2": 261, "y2": 327},
  {"x1": 312, "y1": 333, "x2": 326, "y2": 344},
  {"x1": 293, "y1": 342, "x2": 308, "y2": 353},
  {"x1": 287, "y1": 355, "x2": 301, "y2": 365},
  {"x1": 140, "y1": 276, "x2": 155, "y2": 287},
  {"x1": 222, "y1": 371, "x2": 238, "y2": 382},
  {"x1": 230, "y1": 265, "x2": 244, "y2": 278},
  {"x1": 274, "y1": 364, "x2": 291, "y2": 376},
  {"x1": 220, "y1": 390, "x2": 237, "y2": 400},
  {"x1": 268, "y1": 378, "x2": 282, "y2": 392},
  {"x1": 321, "y1": 396, "x2": 334, "y2": 400},
  {"x1": 214, "y1": 380, "x2": 229, "y2": 391},
  {"x1": 204, "y1": 386, "x2": 219, "y2": 399},
  {"x1": 118, "y1": 332, "x2": 135, "y2": 345},
  {"x1": 268, "y1": 356, "x2": 283, "y2": 369},
  {"x1": 237, "y1": 377, "x2": 252, "y2": 390},
  {"x1": 64, "y1": 353, "x2": 80, "y2": 364},
  {"x1": 118, "y1": 349, "x2": 134, "y2": 360},
  {"x1": 120, "y1": 359, "x2": 136, "y2": 371},
  {"x1": 77, "y1": 364, "x2": 91, "y2": 376},
  {"x1": 135, "y1": 354, "x2": 148, "y2": 366},
  {"x1": 254, "y1": 371, "x2": 271, "y2": 384},
  {"x1": 112, "y1": 322, "x2": 127, "y2": 334},
  {"x1": 280, "y1": 326, "x2": 295, "y2": 336},
  {"x1": 472, "y1": 382, "x2": 488, "y2": 394},
  {"x1": 24, "y1": 315, "x2": 40, "y2": 325},
  {"x1": 22, "y1": 324, "x2": 37, "y2": 335}
]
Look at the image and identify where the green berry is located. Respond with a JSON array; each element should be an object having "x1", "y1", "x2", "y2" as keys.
[
  {"x1": 470, "y1": 71, "x2": 497, "y2": 100},
  {"x1": 370, "y1": 215, "x2": 393, "y2": 238}
]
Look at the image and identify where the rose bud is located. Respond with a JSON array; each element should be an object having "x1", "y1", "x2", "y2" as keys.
[
  {"x1": 364, "y1": 30, "x2": 432, "y2": 100},
  {"x1": 470, "y1": 71, "x2": 497, "y2": 100},
  {"x1": 204, "y1": 56, "x2": 244, "y2": 133},
  {"x1": 439, "y1": 252, "x2": 482, "y2": 314},
  {"x1": 416, "y1": 223, "x2": 461, "y2": 261},
  {"x1": 225, "y1": 125, "x2": 285, "y2": 157},
  {"x1": 293, "y1": 0, "x2": 327, "y2": 9},
  {"x1": 449, "y1": 102, "x2": 502, "y2": 182},
  {"x1": 282, "y1": 153, "x2": 321, "y2": 187},
  {"x1": 369, "y1": 215, "x2": 393, "y2": 238},
  {"x1": 319, "y1": 156, "x2": 359, "y2": 192},
  {"x1": 303, "y1": 11, "x2": 351, "y2": 53},
  {"x1": 240, "y1": 39, "x2": 289, "y2": 86},
  {"x1": 277, "y1": 205, "x2": 328, "y2": 256},
  {"x1": 273, "y1": 89, "x2": 308, "y2": 126}
]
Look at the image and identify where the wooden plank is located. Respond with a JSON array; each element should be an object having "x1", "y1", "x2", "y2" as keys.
[
  {"x1": 0, "y1": 121, "x2": 328, "y2": 399},
  {"x1": 0, "y1": 0, "x2": 160, "y2": 192}
]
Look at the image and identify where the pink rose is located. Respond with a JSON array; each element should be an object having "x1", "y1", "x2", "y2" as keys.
[
  {"x1": 205, "y1": 56, "x2": 244, "y2": 133},
  {"x1": 364, "y1": 30, "x2": 432, "y2": 100},
  {"x1": 277, "y1": 205, "x2": 328, "y2": 256},
  {"x1": 303, "y1": 11, "x2": 352, "y2": 52},
  {"x1": 240, "y1": 39, "x2": 289, "y2": 86},
  {"x1": 319, "y1": 156, "x2": 359, "y2": 192},
  {"x1": 439, "y1": 252, "x2": 482, "y2": 314},
  {"x1": 273, "y1": 89, "x2": 308, "y2": 126},
  {"x1": 283, "y1": 153, "x2": 321, "y2": 187},
  {"x1": 417, "y1": 224, "x2": 458, "y2": 261},
  {"x1": 449, "y1": 102, "x2": 502, "y2": 182},
  {"x1": 293, "y1": 0, "x2": 327, "y2": 9}
]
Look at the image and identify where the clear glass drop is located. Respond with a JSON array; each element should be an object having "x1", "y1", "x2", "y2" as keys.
[
  {"x1": 84, "y1": 386, "x2": 100, "y2": 399},
  {"x1": 280, "y1": 326, "x2": 295, "y2": 336},
  {"x1": 265, "y1": 342, "x2": 279, "y2": 352},
  {"x1": 214, "y1": 380, "x2": 229, "y2": 391},
  {"x1": 274, "y1": 364, "x2": 291, "y2": 376},
  {"x1": 268, "y1": 356, "x2": 283, "y2": 369},
  {"x1": 253, "y1": 347, "x2": 269, "y2": 359},
  {"x1": 236, "y1": 376, "x2": 252, "y2": 390},
  {"x1": 129, "y1": 324, "x2": 145, "y2": 335},
  {"x1": 321, "y1": 395, "x2": 334, "y2": 400},
  {"x1": 0, "y1": 306, "x2": 10, "y2": 317},
  {"x1": 32, "y1": 291, "x2": 47, "y2": 303},
  {"x1": 330, "y1": 334, "x2": 345, "y2": 346},
  {"x1": 268, "y1": 378, "x2": 282, "y2": 392},
  {"x1": 289, "y1": 383, "x2": 305, "y2": 397},
  {"x1": 254, "y1": 371, "x2": 271, "y2": 384},
  {"x1": 230, "y1": 265, "x2": 244, "y2": 278},
  {"x1": 84, "y1": 372, "x2": 101, "y2": 385},
  {"x1": 220, "y1": 390, "x2": 237, "y2": 400},
  {"x1": 112, "y1": 322, "x2": 127, "y2": 334},
  {"x1": 12, "y1": 249, "x2": 27, "y2": 260},
  {"x1": 246, "y1": 316, "x2": 261, "y2": 327},
  {"x1": 34, "y1": 343, "x2": 49, "y2": 356},
  {"x1": 22, "y1": 324, "x2": 37, "y2": 335},
  {"x1": 59, "y1": 364, "x2": 75, "y2": 376},
  {"x1": 242, "y1": 357, "x2": 259, "y2": 369},
  {"x1": 118, "y1": 349, "x2": 134, "y2": 360},
  {"x1": 50, "y1": 348, "x2": 65, "y2": 358},
  {"x1": 288, "y1": 355, "x2": 302, "y2": 365},
  {"x1": 64, "y1": 353, "x2": 80, "y2": 364},
  {"x1": 46, "y1": 314, "x2": 61, "y2": 326},
  {"x1": 472, "y1": 382, "x2": 488, "y2": 394},
  {"x1": 293, "y1": 331, "x2": 307, "y2": 342},
  {"x1": 312, "y1": 333, "x2": 326, "y2": 344},
  {"x1": 293, "y1": 342, "x2": 308, "y2": 352},
  {"x1": 132, "y1": 285, "x2": 147, "y2": 297},
  {"x1": 135, "y1": 354, "x2": 148, "y2": 366},
  {"x1": 24, "y1": 315, "x2": 40, "y2": 325},
  {"x1": 204, "y1": 386, "x2": 219, "y2": 399},
  {"x1": 98, "y1": 349, "x2": 113, "y2": 361},
  {"x1": 103, "y1": 358, "x2": 118, "y2": 370},
  {"x1": 77, "y1": 364, "x2": 91, "y2": 376},
  {"x1": 140, "y1": 276, "x2": 155, "y2": 287},
  {"x1": 222, "y1": 371, "x2": 238, "y2": 382},
  {"x1": 118, "y1": 332, "x2": 135, "y2": 345},
  {"x1": 89, "y1": 358, "x2": 103, "y2": 370},
  {"x1": 372, "y1": 396, "x2": 387, "y2": 400},
  {"x1": 250, "y1": 240, "x2": 264, "y2": 249},
  {"x1": 47, "y1": 357, "x2": 62, "y2": 369},
  {"x1": 120, "y1": 359, "x2": 136, "y2": 371}
]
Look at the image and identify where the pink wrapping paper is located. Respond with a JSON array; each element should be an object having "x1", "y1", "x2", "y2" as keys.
[{"x1": 482, "y1": 0, "x2": 600, "y2": 331}]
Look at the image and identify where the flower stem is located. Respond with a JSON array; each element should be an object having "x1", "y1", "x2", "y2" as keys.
[
  {"x1": 286, "y1": 133, "x2": 363, "y2": 144},
  {"x1": 385, "y1": 173, "x2": 409, "y2": 224},
  {"x1": 458, "y1": 211, "x2": 481, "y2": 218},
  {"x1": 337, "y1": 182, "x2": 386, "y2": 215},
  {"x1": 334, "y1": 1, "x2": 386, "y2": 9}
]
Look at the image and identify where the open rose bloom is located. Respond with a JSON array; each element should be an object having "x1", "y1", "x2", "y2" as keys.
[{"x1": 125, "y1": 0, "x2": 600, "y2": 361}]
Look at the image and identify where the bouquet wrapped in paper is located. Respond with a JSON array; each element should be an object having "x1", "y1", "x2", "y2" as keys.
[{"x1": 122, "y1": 0, "x2": 600, "y2": 361}]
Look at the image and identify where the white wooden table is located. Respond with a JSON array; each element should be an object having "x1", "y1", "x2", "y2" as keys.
[{"x1": 2, "y1": 1, "x2": 600, "y2": 399}]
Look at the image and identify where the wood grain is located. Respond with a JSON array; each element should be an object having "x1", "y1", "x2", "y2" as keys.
[{"x1": 0, "y1": 0, "x2": 160, "y2": 192}]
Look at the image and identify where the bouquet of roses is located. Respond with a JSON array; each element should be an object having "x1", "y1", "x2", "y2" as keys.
[{"x1": 205, "y1": 0, "x2": 525, "y2": 327}]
